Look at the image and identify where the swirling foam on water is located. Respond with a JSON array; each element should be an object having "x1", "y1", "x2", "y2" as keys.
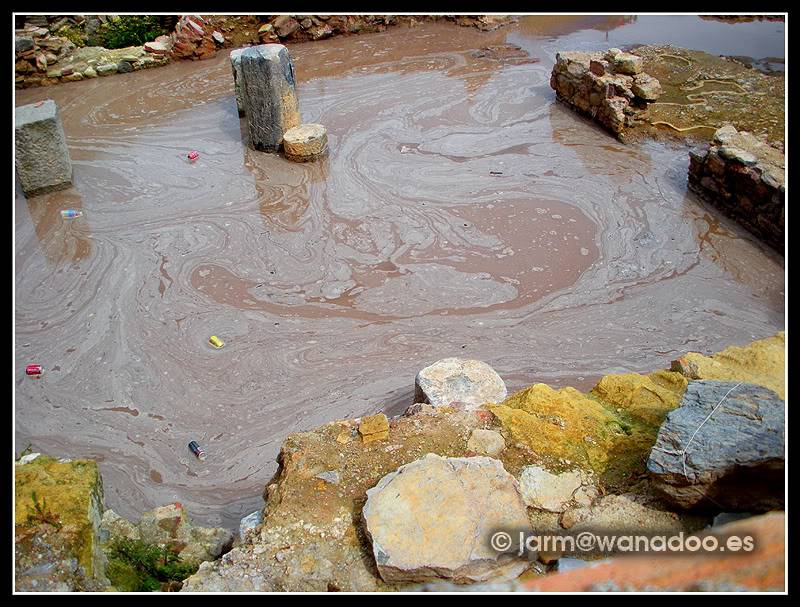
[{"x1": 15, "y1": 21, "x2": 784, "y2": 528}]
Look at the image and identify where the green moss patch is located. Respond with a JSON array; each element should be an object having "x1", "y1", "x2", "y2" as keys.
[{"x1": 105, "y1": 537, "x2": 199, "y2": 592}]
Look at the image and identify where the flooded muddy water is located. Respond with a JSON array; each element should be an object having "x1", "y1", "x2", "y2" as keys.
[{"x1": 15, "y1": 18, "x2": 785, "y2": 529}]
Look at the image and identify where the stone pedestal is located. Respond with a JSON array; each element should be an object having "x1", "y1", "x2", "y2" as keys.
[
  {"x1": 229, "y1": 48, "x2": 244, "y2": 115},
  {"x1": 239, "y1": 44, "x2": 301, "y2": 152},
  {"x1": 283, "y1": 123, "x2": 328, "y2": 162},
  {"x1": 15, "y1": 99, "x2": 73, "y2": 196}
]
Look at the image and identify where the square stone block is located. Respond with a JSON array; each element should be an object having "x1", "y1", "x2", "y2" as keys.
[{"x1": 15, "y1": 99, "x2": 73, "y2": 196}]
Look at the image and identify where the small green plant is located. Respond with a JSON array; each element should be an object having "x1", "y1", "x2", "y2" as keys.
[
  {"x1": 97, "y1": 16, "x2": 168, "y2": 49},
  {"x1": 56, "y1": 24, "x2": 87, "y2": 47},
  {"x1": 106, "y1": 537, "x2": 198, "y2": 592},
  {"x1": 27, "y1": 491, "x2": 63, "y2": 531}
]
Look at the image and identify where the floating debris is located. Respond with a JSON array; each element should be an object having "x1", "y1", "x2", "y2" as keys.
[
  {"x1": 188, "y1": 150, "x2": 200, "y2": 161},
  {"x1": 188, "y1": 440, "x2": 206, "y2": 461},
  {"x1": 25, "y1": 364, "x2": 42, "y2": 377},
  {"x1": 209, "y1": 335, "x2": 224, "y2": 349},
  {"x1": 60, "y1": 209, "x2": 83, "y2": 219}
]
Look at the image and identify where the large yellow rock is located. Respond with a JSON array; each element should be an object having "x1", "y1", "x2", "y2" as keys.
[
  {"x1": 671, "y1": 332, "x2": 785, "y2": 399},
  {"x1": 488, "y1": 332, "x2": 785, "y2": 487},
  {"x1": 362, "y1": 454, "x2": 531, "y2": 583},
  {"x1": 590, "y1": 370, "x2": 687, "y2": 427},
  {"x1": 488, "y1": 384, "x2": 654, "y2": 481},
  {"x1": 15, "y1": 455, "x2": 105, "y2": 580}
]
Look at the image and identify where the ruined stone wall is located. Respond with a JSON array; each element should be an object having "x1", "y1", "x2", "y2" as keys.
[
  {"x1": 16, "y1": 15, "x2": 517, "y2": 89},
  {"x1": 549, "y1": 49, "x2": 662, "y2": 139},
  {"x1": 688, "y1": 126, "x2": 785, "y2": 253},
  {"x1": 15, "y1": 19, "x2": 170, "y2": 89}
]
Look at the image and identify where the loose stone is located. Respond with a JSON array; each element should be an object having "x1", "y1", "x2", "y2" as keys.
[
  {"x1": 15, "y1": 99, "x2": 73, "y2": 196},
  {"x1": 283, "y1": 123, "x2": 329, "y2": 162},
  {"x1": 647, "y1": 380, "x2": 784, "y2": 512}
]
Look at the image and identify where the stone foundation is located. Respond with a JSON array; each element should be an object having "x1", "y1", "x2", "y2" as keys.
[
  {"x1": 15, "y1": 99, "x2": 73, "y2": 196},
  {"x1": 688, "y1": 126, "x2": 785, "y2": 253},
  {"x1": 549, "y1": 48, "x2": 662, "y2": 139}
]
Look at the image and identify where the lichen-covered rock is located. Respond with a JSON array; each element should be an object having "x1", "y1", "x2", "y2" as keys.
[
  {"x1": 134, "y1": 503, "x2": 233, "y2": 564},
  {"x1": 670, "y1": 332, "x2": 784, "y2": 399},
  {"x1": 489, "y1": 333, "x2": 784, "y2": 488},
  {"x1": 589, "y1": 370, "x2": 687, "y2": 427},
  {"x1": 362, "y1": 454, "x2": 531, "y2": 584},
  {"x1": 100, "y1": 509, "x2": 139, "y2": 541},
  {"x1": 488, "y1": 383, "x2": 658, "y2": 483},
  {"x1": 415, "y1": 358, "x2": 507, "y2": 410},
  {"x1": 15, "y1": 455, "x2": 108, "y2": 590},
  {"x1": 647, "y1": 381, "x2": 784, "y2": 512}
]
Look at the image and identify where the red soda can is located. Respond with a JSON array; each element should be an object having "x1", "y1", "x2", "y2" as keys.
[
  {"x1": 188, "y1": 151, "x2": 200, "y2": 161},
  {"x1": 26, "y1": 364, "x2": 42, "y2": 376}
]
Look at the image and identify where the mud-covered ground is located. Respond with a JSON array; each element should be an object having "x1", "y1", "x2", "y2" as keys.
[{"x1": 635, "y1": 45, "x2": 784, "y2": 145}]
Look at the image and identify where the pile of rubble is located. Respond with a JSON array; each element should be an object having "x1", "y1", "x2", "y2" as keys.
[
  {"x1": 254, "y1": 15, "x2": 516, "y2": 44},
  {"x1": 15, "y1": 14, "x2": 518, "y2": 90},
  {"x1": 166, "y1": 15, "x2": 227, "y2": 60},
  {"x1": 15, "y1": 22, "x2": 79, "y2": 87},
  {"x1": 14, "y1": 16, "x2": 171, "y2": 89},
  {"x1": 550, "y1": 48, "x2": 663, "y2": 139}
]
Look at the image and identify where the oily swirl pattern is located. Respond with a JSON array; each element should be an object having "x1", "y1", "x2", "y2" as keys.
[{"x1": 15, "y1": 23, "x2": 784, "y2": 528}]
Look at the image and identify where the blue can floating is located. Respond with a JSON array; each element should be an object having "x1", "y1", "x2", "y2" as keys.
[
  {"x1": 60, "y1": 209, "x2": 83, "y2": 219},
  {"x1": 188, "y1": 440, "x2": 206, "y2": 461}
]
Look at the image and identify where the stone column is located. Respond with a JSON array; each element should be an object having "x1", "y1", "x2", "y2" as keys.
[
  {"x1": 15, "y1": 99, "x2": 73, "y2": 196},
  {"x1": 229, "y1": 48, "x2": 244, "y2": 115},
  {"x1": 239, "y1": 44, "x2": 301, "y2": 152}
]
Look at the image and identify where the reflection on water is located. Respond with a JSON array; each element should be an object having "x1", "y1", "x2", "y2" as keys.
[
  {"x1": 14, "y1": 18, "x2": 784, "y2": 529},
  {"x1": 510, "y1": 14, "x2": 785, "y2": 71},
  {"x1": 19, "y1": 182, "x2": 91, "y2": 266},
  {"x1": 516, "y1": 15, "x2": 637, "y2": 38}
]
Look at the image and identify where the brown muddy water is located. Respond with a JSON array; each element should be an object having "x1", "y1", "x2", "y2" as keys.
[{"x1": 15, "y1": 17, "x2": 785, "y2": 529}]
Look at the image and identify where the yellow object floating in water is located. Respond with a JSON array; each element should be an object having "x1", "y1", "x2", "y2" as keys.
[{"x1": 209, "y1": 335, "x2": 224, "y2": 349}]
